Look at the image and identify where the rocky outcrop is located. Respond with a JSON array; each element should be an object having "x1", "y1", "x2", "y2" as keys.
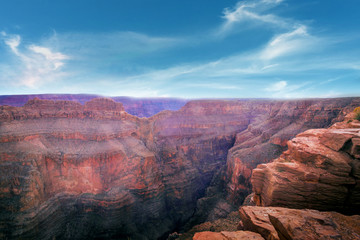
[
  {"x1": 1, "y1": 97, "x2": 360, "y2": 239},
  {"x1": 238, "y1": 206, "x2": 360, "y2": 240},
  {"x1": 193, "y1": 231, "x2": 264, "y2": 240},
  {"x1": 191, "y1": 205, "x2": 360, "y2": 240},
  {"x1": 226, "y1": 98, "x2": 360, "y2": 205},
  {"x1": 251, "y1": 115, "x2": 360, "y2": 213}
]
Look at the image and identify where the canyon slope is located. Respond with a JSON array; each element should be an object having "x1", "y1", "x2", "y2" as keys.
[
  {"x1": 0, "y1": 97, "x2": 359, "y2": 239},
  {"x1": 193, "y1": 109, "x2": 360, "y2": 240}
]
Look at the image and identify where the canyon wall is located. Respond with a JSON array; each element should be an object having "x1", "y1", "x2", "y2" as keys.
[
  {"x1": 0, "y1": 94, "x2": 187, "y2": 117},
  {"x1": 0, "y1": 97, "x2": 359, "y2": 239},
  {"x1": 192, "y1": 113, "x2": 360, "y2": 240},
  {"x1": 226, "y1": 98, "x2": 360, "y2": 205},
  {"x1": 251, "y1": 113, "x2": 360, "y2": 214}
]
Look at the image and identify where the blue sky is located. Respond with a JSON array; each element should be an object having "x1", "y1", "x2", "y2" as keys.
[{"x1": 0, "y1": 0, "x2": 359, "y2": 98}]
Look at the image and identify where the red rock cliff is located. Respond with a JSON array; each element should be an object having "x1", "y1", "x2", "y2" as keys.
[
  {"x1": 251, "y1": 113, "x2": 360, "y2": 213},
  {"x1": 1, "y1": 97, "x2": 360, "y2": 239},
  {"x1": 226, "y1": 98, "x2": 360, "y2": 205}
]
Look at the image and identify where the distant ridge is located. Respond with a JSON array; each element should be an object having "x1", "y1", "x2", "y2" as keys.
[{"x1": 0, "y1": 94, "x2": 188, "y2": 117}]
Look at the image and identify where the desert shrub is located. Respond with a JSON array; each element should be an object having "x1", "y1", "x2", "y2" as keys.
[
  {"x1": 354, "y1": 107, "x2": 360, "y2": 121},
  {"x1": 356, "y1": 113, "x2": 360, "y2": 121}
]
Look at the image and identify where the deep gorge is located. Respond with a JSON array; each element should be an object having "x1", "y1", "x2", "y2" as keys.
[{"x1": 1, "y1": 96, "x2": 360, "y2": 239}]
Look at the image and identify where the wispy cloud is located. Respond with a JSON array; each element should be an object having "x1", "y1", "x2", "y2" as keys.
[
  {"x1": 1, "y1": 32, "x2": 69, "y2": 88},
  {"x1": 260, "y1": 25, "x2": 316, "y2": 60},
  {"x1": 4, "y1": 34, "x2": 21, "y2": 55},
  {"x1": 263, "y1": 80, "x2": 313, "y2": 98},
  {"x1": 265, "y1": 80, "x2": 287, "y2": 91},
  {"x1": 218, "y1": 0, "x2": 289, "y2": 36},
  {"x1": 1, "y1": 0, "x2": 359, "y2": 98}
]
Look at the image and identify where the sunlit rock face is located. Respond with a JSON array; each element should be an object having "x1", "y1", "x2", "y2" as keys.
[
  {"x1": 251, "y1": 114, "x2": 360, "y2": 214},
  {"x1": 0, "y1": 97, "x2": 359, "y2": 239}
]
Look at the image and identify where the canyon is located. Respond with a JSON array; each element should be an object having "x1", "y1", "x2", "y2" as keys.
[{"x1": 0, "y1": 95, "x2": 360, "y2": 239}]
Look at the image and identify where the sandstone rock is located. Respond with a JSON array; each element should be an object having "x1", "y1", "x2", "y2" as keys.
[
  {"x1": 193, "y1": 231, "x2": 264, "y2": 240},
  {"x1": 251, "y1": 120, "x2": 360, "y2": 213},
  {"x1": 226, "y1": 98, "x2": 359, "y2": 205},
  {"x1": 239, "y1": 206, "x2": 360, "y2": 240}
]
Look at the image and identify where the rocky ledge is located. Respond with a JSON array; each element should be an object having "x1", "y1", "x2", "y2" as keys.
[
  {"x1": 238, "y1": 206, "x2": 360, "y2": 240},
  {"x1": 192, "y1": 206, "x2": 360, "y2": 240},
  {"x1": 251, "y1": 115, "x2": 360, "y2": 213}
]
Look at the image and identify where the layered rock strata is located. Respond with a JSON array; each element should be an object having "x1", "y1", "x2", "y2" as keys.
[
  {"x1": 226, "y1": 98, "x2": 360, "y2": 205},
  {"x1": 1, "y1": 97, "x2": 360, "y2": 239},
  {"x1": 0, "y1": 94, "x2": 187, "y2": 117},
  {"x1": 251, "y1": 117, "x2": 360, "y2": 213}
]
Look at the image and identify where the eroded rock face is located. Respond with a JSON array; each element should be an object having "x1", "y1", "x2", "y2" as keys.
[
  {"x1": 226, "y1": 98, "x2": 360, "y2": 205},
  {"x1": 1, "y1": 97, "x2": 360, "y2": 239},
  {"x1": 0, "y1": 103, "x2": 166, "y2": 239},
  {"x1": 239, "y1": 206, "x2": 360, "y2": 240},
  {"x1": 251, "y1": 118, "x2": 360, "y2": 213}
]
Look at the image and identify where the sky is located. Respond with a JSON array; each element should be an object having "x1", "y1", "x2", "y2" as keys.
[{"x1": 0, "y1": 0, "x2": 359, "y2": 98}]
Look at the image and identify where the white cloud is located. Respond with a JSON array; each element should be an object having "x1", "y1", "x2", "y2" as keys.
[
  {"x1": 29, "y1": 45, "x2": 68, "y2": 70},
  {"x1": 260, "y1": 25, "x2": 313, "y2": 60},
  {"x1": 219, "y1": 0, "x2": 288, "y2": 36},
  {"x1": 1, "y1": 32, "x2": 69, "y2": 88},
  {"x1": 265, "y1": 80, "x2": 287, "y2": 91},
  {"x1": 4, "y1": 34, "x2": 21, "y2": 55}
]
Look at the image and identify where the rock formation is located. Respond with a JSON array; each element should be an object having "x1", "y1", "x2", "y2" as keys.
[
  {"x1": 190, "y1": 205, "x2": 360, "y2": 240},
  {"x1": 190, "y1": 112, "x2": 360, "y2": 240},
  {"x1": 251, "y1": 114, "x2": 360, "y2": 213},
  {"x1": 238, "y1": 206, "x2": 360, "y2": 240},
  {"x1": 1, "y1": 97, "x2": 360, "y2": 239},
  {"x1": 226, "y1": 98, "x2": 360, "y2": 205},
  {"x1": 193, "y1": 230, "x2": 264, "y2": 240}
]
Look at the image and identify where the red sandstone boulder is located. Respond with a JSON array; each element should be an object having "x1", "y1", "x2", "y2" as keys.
[{"x1": 193, "y1": 231, "x2": 264, "y2": 240}]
